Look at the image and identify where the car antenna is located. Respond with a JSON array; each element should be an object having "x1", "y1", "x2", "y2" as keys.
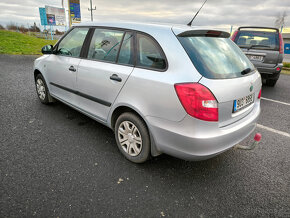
[{"x1": 187, "y1": 0, "x2": 208, "y2": 26}]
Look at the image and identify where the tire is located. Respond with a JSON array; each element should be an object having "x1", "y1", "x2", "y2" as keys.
[
  {"x1": 265, "y1": 79, "x2": 278, "y2": 87},
  {"x1": 35, "y1": 74, "x2": 52, "y2": 104},
  {"x1": 114, "y1": 112, "x2": 151, "y2": 163}
]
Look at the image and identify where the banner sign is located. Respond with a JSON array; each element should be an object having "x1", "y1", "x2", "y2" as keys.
[
  {"x1": 69, "y1": 0, "x2": 81, "y2": 23},
  {"x1": 39, "y1": 8, "x2": 48, "y2": 26},
  {"x1": 45, "y1": 6, "x2": 66, "y2": 26}
]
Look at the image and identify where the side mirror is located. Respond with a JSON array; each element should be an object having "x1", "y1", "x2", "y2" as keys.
[{"x1": 41, "y1": 45, "x2": 53, "y2": 54}]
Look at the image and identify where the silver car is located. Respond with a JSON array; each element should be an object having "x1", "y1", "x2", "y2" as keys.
[{"x1": 34, "y1": 22, "x2": 262, "y2": 163}]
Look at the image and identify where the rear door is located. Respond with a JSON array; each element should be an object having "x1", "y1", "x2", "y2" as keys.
[
  {"x1": 233, "y1": 30, "x2": 280, "y2": 68},
  {"x1": 76, "y1": 29, "x2": 134, "y2": 121},
  {"x1": 175, "y1": 29, "x2": 262, "y2": 127}
]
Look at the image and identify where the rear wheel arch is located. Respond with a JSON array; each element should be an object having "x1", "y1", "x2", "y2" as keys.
[
  {"x1": 111, "y1": 106, "x2": 142, "y2": 129},
  {"x1": 110, "y1": 105, "x2": 162, "y2": 157}
]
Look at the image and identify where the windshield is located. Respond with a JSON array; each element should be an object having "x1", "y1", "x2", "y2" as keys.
[
  {"x1": 178, "y1": 36, "x2": 254, "y2": 79},
  {"x1": 234, "y1": 31, "x2": 279, "y2": 50}
]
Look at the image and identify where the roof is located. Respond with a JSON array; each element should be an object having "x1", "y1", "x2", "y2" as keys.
[
  {"x1": 237, "y1": 26, "x2": 279, "y2": 32},
  {"x1": 75, "y1": 21, "x2": 174, "y2": 29},
  {"x1": 74, "y1": 21, "x2": 229, "y2": 37},
  {"x1": 75, "y1": 21, "x2": 208, "y2": 32}
]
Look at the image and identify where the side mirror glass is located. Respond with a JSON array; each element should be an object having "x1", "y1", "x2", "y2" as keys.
[{"x1": 41, "y1": 45, "x2": 53, "y2": 54}]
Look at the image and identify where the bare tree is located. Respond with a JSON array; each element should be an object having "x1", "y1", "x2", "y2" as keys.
[
  {"x1": 7, "y1": 22, "x2": 18, "y2": 31},
  {"x1": 275, "y1": 11, "x2": 287, "y2": 29}
]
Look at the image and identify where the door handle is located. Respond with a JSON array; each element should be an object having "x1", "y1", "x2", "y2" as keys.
[
  {"x1": 110, "y1": 74, "x2": 122, "y2": 82},
  {"x1": 69, "y1": 66, "x2": 76, "y2": 72}
]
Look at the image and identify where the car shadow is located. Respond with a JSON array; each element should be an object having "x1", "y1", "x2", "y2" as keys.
[{"x1": 43, "y1": 99, "x2": 241, "y2": 181}]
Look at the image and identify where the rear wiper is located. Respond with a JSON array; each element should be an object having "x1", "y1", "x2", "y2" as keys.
[
  {"x1": 248, "y1": 45, "x2": 270, "y2": 49},
  {"x1": 239, "y1": 45, "x2": 249, "y2": 48},
  {"x1": 239, "y1": 45, "x2": 270, "y2": 49},
  {"x1": 241, "y1": 68, "x2": 252, "y2": 75}
]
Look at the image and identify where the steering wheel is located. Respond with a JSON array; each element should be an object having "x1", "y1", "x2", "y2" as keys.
[{"x1": 58, "y1": 48, "x2": 72, "y2": 56}]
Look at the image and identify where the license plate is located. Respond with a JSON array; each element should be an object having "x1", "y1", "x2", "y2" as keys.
[
  {"x1": 247, "y1": 55, "x2": 263, "y2": 62},
  {"x1": 233, "y1": 94, "x2": 254, "y2": 112}
]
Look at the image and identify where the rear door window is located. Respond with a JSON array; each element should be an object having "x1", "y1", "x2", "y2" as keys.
[
  {"x1": 57, "y1": 28, "x2": 89, "y2": 57},
  {"x1": 136, "y1": 33, "x2": 166, "y2": 70},
  {"x1": 234, "y1": 31, "x2": 279, "y2": 50},
  {"x1": 88, "y1": 28, "x2": 124, "y2": 63},
  {"x1": 178, "y1": 36, "x2": 254, "y2": 79},
  {"x1": 117, "y1": 32, "x2": 134, "y2": 65}
]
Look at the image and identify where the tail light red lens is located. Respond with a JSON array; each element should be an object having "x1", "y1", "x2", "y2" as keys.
[
  {"x1": 279, "y1": 33, "x2": 284, "y2": 54},
  {"x1": 174, "y1": 83, "x2": 218, "y2": 121},
  {"x1": 231, "y1": 30, "x2": 238, "y2": 41},
  {"x1": 258, "y1": 89, "x2": 262, "y2": 99}
]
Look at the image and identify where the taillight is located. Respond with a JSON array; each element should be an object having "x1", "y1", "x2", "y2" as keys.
[
  {"x1": 231, "y1": 30, "x2": 238, "y2": 41},
  {"x1": 174, "y1": 83, "x2": 218, "y2": 122},
  {"x1": 279, "y1": 33, "x2": 284, "y2": 54},
  {"x1": 258, "y1": 89, "x2": 262, "y2": 99}
]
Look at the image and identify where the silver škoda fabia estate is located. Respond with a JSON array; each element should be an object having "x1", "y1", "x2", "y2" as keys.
[{"x1": 34, "y1": 22, "x2": 261, "y2": 163}]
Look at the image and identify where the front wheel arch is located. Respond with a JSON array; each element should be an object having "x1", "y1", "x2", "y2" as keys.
[
  {"x1": 34, "y1": 69, "x2": 42, "y2": 81},
  {"x1": 34, "y1": 70, "x2": 55, "y2": 103}
]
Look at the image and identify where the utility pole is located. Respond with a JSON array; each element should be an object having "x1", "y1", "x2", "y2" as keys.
[
  {"x1": 88, "y1": 0, "x2": 96, "y2": 21},
  {"x1": 67, "y1": 0, "x2": 72, "y2": 27}
]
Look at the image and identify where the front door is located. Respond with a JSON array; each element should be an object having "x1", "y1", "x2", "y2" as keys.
[{"x1": 46, "y1": 27, "x2": 89, "y2": 106}]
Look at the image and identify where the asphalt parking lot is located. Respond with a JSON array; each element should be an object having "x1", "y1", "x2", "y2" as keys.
[{"x1": 0, "y1": 54, "x2": 289, "y2": 217}]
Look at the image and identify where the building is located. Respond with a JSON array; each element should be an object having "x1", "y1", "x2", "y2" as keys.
[
  {"x1": 282, "y1": 33, "x2": 290, "y2": 62},
  {"x1": 283, "y1": 33, "x2": 290, "y2": 53}
]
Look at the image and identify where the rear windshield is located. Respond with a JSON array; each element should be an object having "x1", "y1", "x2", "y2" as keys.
[
  {"x1": 234, "y1": 31, "x2": 279, "y2": 50},
  {"x1": 178, "y1": 36, "x2": 254, "y2": 79}
]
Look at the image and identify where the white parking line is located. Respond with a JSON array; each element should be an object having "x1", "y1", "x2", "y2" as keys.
[
  {"x1": 257, "y1": 124, "x2": 290, "y2": 138},
  {"x1": 261, "y1": 97, "x2": 290, "y2": 106}
]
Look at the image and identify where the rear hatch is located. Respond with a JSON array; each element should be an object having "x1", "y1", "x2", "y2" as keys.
[
  {"x1": 173, "y1": 28, "x2": 262, "y2": 127},
  {"x1": 232, "y1": 28, "x2": 281, "y2": 68}
]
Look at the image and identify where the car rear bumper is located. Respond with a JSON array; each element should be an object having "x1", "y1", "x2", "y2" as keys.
[
  {"x1": 257, "y1": 63, "x2": 283, "y2": 80},
  {"x1": 147, "y1": 101, "x2": 260, "y2": 161}
]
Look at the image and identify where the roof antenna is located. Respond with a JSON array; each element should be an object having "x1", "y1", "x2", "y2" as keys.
[{"x1": 187, "y1": 0, "x2": 208, "y2": 26}]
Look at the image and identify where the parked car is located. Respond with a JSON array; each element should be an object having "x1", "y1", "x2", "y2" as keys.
[
  {"x1": 231, "y1": 26, "x2": 284, "y2": 86},
  {"x1": 34, "y1": 22, "x2": 261, "y2": 163}
]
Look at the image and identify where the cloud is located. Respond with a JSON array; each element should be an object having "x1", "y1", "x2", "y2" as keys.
[{"x1": 0, "y1": 0, "x2": 289, "y2": 31}]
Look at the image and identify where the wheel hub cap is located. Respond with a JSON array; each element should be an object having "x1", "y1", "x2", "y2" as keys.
[
  {"x1": 36, "y1": 79, "x2": 46, "y2": 100},
  {"x1": 118, "y1": 121, "x2": 142, "y2": 157}
]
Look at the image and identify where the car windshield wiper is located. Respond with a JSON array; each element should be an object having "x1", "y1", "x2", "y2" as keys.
[
  {"x1": 239, "y1": 45, "x2": 250, "y2": 48},
  {"x1": 249, "y1": 45, "x2": 270, "y2": 49},
  {"x1": 240, "y1": 68, "x2": 252, "y2": 75},
  {"x1": 239, "y1": 45, "x2": 270, "y2": 49}
]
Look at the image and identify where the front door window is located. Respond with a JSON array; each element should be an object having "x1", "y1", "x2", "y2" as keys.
[{"x1": 57, "y1": 28, "x2": 89, "y2": 57}]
